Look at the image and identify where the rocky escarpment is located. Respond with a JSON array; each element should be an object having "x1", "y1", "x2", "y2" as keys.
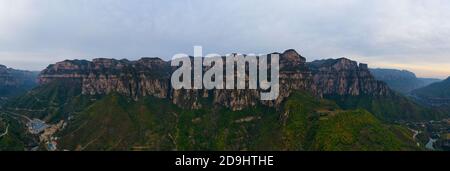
[
  {"x1": 170, "y1": 50, "x2": 313, "y2": 110},
  {"x1": 308, "y1": 58, "x2": 390, "y2": 97},
  {"x1": 0, "y1": 65, "x2": 39, "y2": 98},
  {"x1": 39, "y1": 58, "x2": 171, "y2": 99},
  {"x1": 38, "y1": 50, "x2": 392, "y2": 110}
]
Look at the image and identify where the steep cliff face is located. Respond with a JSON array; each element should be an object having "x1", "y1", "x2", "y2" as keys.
[
  {"x1": 0, "y1": 65, "x2": 39, "y2": 98},
  {"x1": 39, "y1": 58, "x2": 172, "y2": 100},
  {"x1": 171, "y1": 50, "x2": 313, "y2": 110},
  {"x1": 308, "y1": 58, "x2": 390, "y2": 97},
  {"x1": 38, "y1": 50, "x2": 391, "y2": 110}
]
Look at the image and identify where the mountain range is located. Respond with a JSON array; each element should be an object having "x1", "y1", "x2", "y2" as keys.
[
  {"x1": 0, "y1": 65, "x2": 38, "y2": 104},
  {"x1": 411, "y1": 77, "x2": 450, "y2": 112},
  {"x1": 0, "y1": 49, "x2": 448, "y2": 151},
  {"x1": 370, "y1": 68, "x2": 440, "y2": 94}
]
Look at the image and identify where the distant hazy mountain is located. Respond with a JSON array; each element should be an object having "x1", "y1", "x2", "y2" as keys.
[
  {"x1": 411, "y1": 77, "x2": 450, "y2": 107},
  {"x1": 0, "y1": 64, "x2": 39, "y2": 101},
  {"x1": 370, "y1": 68, "x2": 440, "y2": 94}
]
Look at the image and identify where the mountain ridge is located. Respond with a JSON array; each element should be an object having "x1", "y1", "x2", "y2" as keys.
[
  {"x1": 411, "y1": 77, "x2": 450, "y2": 107},
  {"x1": 2, "y1": 49, "x2": 442, "y2": 151},
  {"x1": 36, "y1": 49, "x2": 392, "y2": 112},
  {"x1": 370, "y1": 68, "x2": 440, "y2": 94},
  {"x1": 0, "y1": 65, "x2": 39, "y2": 102}
]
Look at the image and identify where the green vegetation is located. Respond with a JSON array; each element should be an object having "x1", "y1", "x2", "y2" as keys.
[
  {"x1": 0, "y1": 68, "x2": 39, "y2": 99},
  {"x1": 413, "y1": 77, "x2": 450, "y2": 99},
  {"x1": 326, "y1": 94, "x2": 446, "y2": 121},
  {"x1": 58, "y1": 93, "x2": 280, "y2": 150},
  {"x1": 410, "y1": 78, "x2": 450, "y2": 115},
  {"x1": 0, "y1": 115, "x2": 28, "y2": 151},
  {"x1": 5, "y1": 79, "x2": 96, "y2": 122},
  {"x1": 0, "y1": 78, "x2": 426, "y2": 151},
  {"x1": 312, "y1": 111, "x2": 416, "y2": 151},
  {"x1": 56, "y1": 92, "x2": 420, "y2": 151},
  {"x1": 282, "y1": 92, "x2": 418, "y2": 151}
]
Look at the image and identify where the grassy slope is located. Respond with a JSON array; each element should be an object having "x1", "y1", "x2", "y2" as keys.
[
  {"x1": 312, "y1": 111, "x2": 414, "y2": 151},
  {"x1": 326, "y1": 94, "x2": 446, "y2": 121},
  {"x1": 283, "y1": 92, "x2": 418, "y2": 151},
  {"x1": 5, "y1": 79, "x2": 94, "y2": 122},
  {"x1": 58, "y1": 92, "x2": 419, "y2": 151},
  {"x1": 59, "y1": 93, "x2": 281, "y2": 151},
  {"x1": 0, "y1": 116, "x2": 27, "y2": 151}
]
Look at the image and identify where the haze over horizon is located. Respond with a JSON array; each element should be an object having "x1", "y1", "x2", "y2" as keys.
[{"x1": 1, "y1": 0, "x2": 450, "y2": 78}]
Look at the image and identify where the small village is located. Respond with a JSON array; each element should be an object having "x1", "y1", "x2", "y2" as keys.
[
  {"x1": 27, "y1": 118, "x2": 66, "y2": 151},
  {"x1": 402, "y1": 118, "x2": 450, "y2": 151}
]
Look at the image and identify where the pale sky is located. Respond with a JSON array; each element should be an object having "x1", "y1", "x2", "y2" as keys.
[{"x1": 1, "y1": 0, "x2": 450, "y2": 78}]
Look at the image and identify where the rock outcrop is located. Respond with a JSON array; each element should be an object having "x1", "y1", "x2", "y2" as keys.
[{"x1": 38, "y1": 50, "x2": 392, "y2": 110}]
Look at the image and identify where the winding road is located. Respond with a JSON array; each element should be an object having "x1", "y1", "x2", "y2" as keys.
[
  {"x1": 0, "y1": 111, "x2": 31, "y2": 138},
  {"x1": 410, "y1": 128, "x2": 420, "y2": 141},
  {"x1": 0, "y1": 124, "x2": 8, "y2": 138}
]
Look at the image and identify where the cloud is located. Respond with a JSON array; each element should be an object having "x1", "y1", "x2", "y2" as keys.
[{"x1": 0, "y1": 0, "x2": 449, "y2": 78}]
